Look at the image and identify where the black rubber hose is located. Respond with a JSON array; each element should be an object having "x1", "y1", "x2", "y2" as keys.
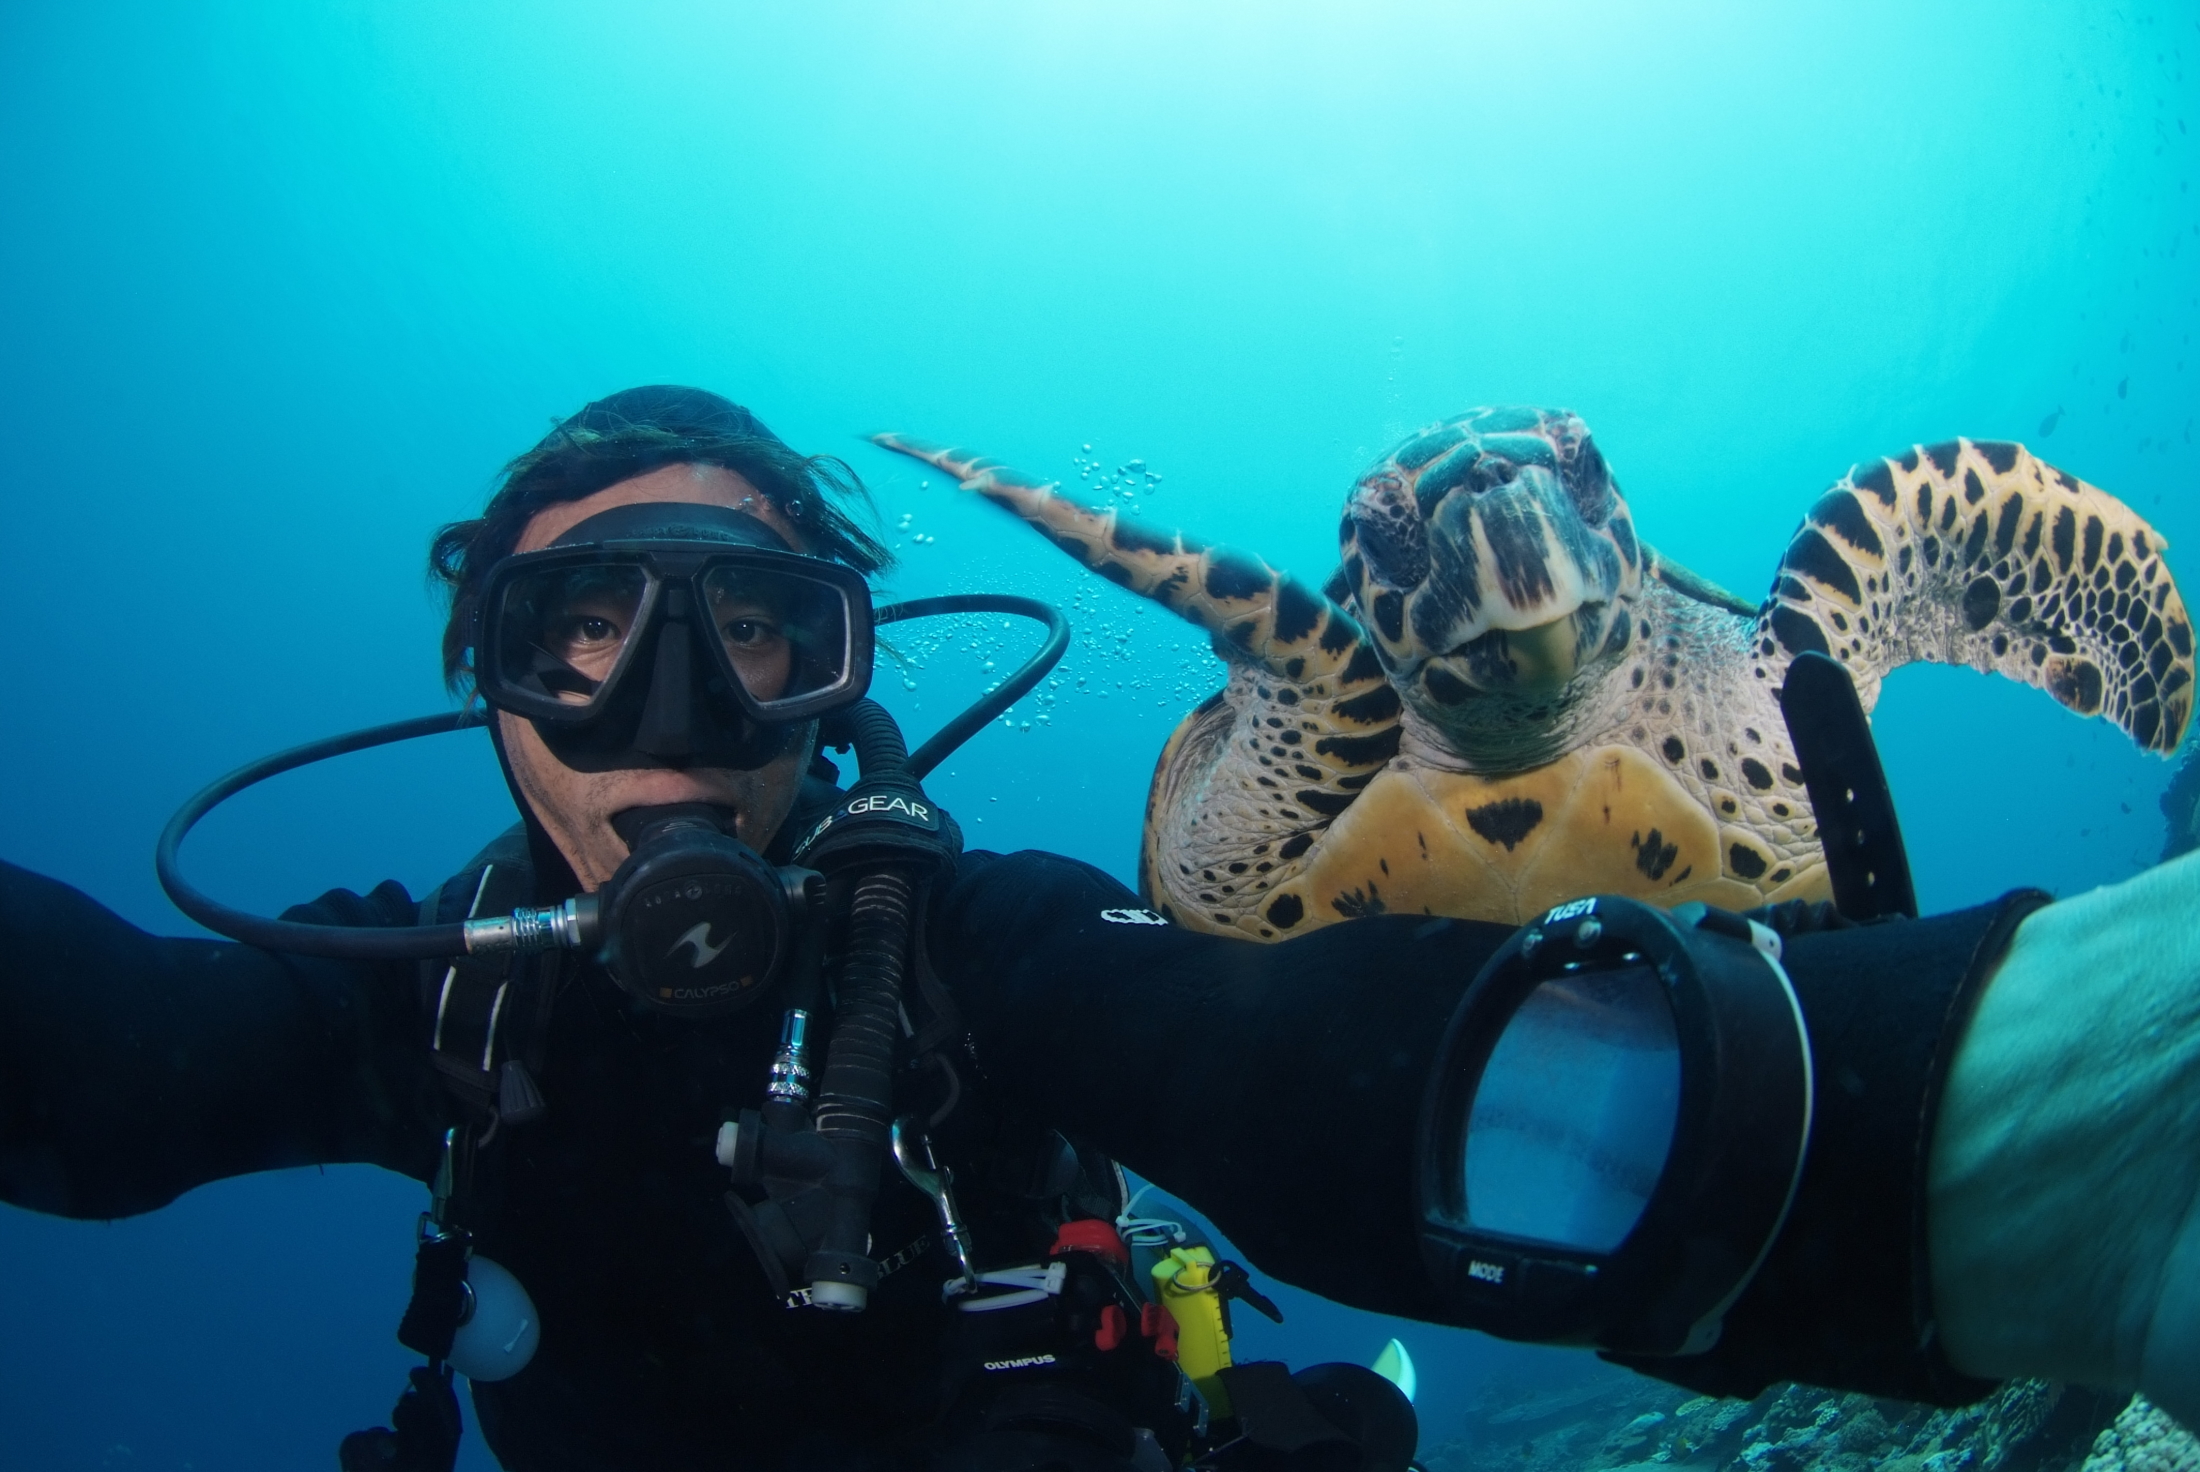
[
  {"x1": 155, "y1": 709, "x2": 489, "y2": 959},
  {"x1": 843, "y1": 698, "x2": 910, "y2": 777},
  {"x1": 876, "y1": 595, "x2": 1069, "y2": 780},
  {"x1": 809, "y1": 867, "x2": 917, "y2": 1278}
]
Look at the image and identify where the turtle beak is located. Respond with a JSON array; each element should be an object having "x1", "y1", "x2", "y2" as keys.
[
  {"x1": 1449, "y1": 618, "x2": 1584, "y2": 694},
  {"x1": 1431, "y1": 606, "x2": 1606, "y2": 700},
  {"x1": 1499, "y1": 620, "x2": 1584, "y2": 690}
]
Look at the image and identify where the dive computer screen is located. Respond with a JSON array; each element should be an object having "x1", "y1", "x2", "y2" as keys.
[{"x1": 1462, "y1": 963, "x2": 1681, "y2": 1253}]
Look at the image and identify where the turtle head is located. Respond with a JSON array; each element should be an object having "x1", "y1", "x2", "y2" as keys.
[{"x1": 1339, "y1": 407, "x2": 1644, "y2": 761}]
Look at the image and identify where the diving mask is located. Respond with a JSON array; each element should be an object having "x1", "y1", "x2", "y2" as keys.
[{"x1": 475, "y1": 502, "x2": 875, "y2": 761}]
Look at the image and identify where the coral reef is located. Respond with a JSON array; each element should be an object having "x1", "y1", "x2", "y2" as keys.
[
  {"x1": 2082, "y1": 1398, "x2": 2200, "y2": 1472},
  {"x1": 1420, "y1": 1376, "x2": 2180, "y2": 1472}
]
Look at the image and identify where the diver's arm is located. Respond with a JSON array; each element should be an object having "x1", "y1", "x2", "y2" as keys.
[
  {"x1": 1928, "y1": 849, "x2": 2200, "y2": 1428},
  {"x1": 0, "y1": 859, "x2": 445, "y2": 1219},
  {"x1": 931, "y1": 849, "x2": 1528, "y2": 1316},
  {"x1": 935, "y1": 848, "x2": 2200, "y2": 1413}
]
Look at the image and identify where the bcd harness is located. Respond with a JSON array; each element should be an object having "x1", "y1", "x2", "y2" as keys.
[{"x1": 340, "y1": 825, "x2": 1381, "y2": 1472}]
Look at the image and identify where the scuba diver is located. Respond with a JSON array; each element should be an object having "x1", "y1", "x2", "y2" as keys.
[{"x1": 2, "y1": 385, "x2": 2198, "y2": 1471}]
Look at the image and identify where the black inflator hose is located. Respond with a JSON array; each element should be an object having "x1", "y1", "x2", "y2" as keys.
[
  {"x1": 876, "y1": 594, "x2": 1069, "y2": 780},
  {"x1": 843, "y1": 697, "x2": 912, "y2": 774},
  {"x1": 805, "y1": 697, "x2": 922, "y2": 1296},
  {"x1": 155, "y1": 708, "x2": 489, "y2": 959}
]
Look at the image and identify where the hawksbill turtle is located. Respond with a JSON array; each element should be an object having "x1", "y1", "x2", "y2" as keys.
[{"x1": 876, "y1": 409, "x2": 2195, "y2": 937}]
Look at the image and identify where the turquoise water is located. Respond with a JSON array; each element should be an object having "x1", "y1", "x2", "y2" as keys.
[{"x1": 0, "y1": 3, "x2": 2193, "y2": 1466}]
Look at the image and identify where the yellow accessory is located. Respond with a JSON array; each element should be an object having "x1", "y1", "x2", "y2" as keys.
[{"x1": 1152, "y1": 1245, "x2": 1234, "y2": 1408}]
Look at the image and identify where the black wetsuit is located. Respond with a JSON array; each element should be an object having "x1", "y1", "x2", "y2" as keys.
[{"x1": 0, "y1": 846, "x2": 2032, "y2": 1469}]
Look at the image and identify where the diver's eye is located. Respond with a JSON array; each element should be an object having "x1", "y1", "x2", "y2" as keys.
[
  {"x1": 554, "y1": 615, "x2": 623, "y2": 650},
  {"x1": 721, "y1": 618, "x2": 781, "y2": 648}
]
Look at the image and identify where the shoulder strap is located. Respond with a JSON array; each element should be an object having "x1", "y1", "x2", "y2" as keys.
[{"x1": 418, "y1": 825, "x2": 553, "y2": 1128}]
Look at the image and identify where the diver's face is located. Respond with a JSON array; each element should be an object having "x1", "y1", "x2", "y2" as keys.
[{"x1": 499, "y1": 463, "x2": 813, "y2": 891}]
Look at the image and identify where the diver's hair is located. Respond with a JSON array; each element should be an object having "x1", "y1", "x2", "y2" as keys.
[{"x1": 430, "y1": 419, "x2": 893, "y2": 694}]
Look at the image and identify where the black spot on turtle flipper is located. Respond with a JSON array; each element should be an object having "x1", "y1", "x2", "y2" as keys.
[
  {"x1": 1334, "y1": 684, "x2": 1402, "y2": 724},
  {"x1": 1205, "y1": 551, "x2": 1272, "y2": 602},
  {"x1": 1339, "y1": 642, "x2": 1386, "y2": 684},
  {"x1": 1276, "y1": 832, "x2": 1314, "y2": 860},
  {"x1": 1923, "y1": 441, "x2": 1962, "y2": 477},
  {"x1": 1323, "y1": 567, "x2": 1351, "y2": 603},
  {"x1": 1962, "y1": 512, "x2": 1990, "y2": 567},
  {"x1": 1271, "y1": 579, "x2": 1326, "y2": 644},
  {"x1": 1783, "y1": 528, "x2": 1864, "y2": 603},
  {"x1": 1465, "y1": 798, "x2": 1544, "y2": 851},
  {"x1": 1809, "y1": 490, "x2": 1884, "y2": 557},
  {"x1": 1962, "y1": 576, "x2": 2001, "y2": 631},
  {"x1": 1978, "y1": 441, "x2": 2020, "y2": 474},
  {"x1": 1770, "y1": 605, "x2": 1831, "y2": 657},
  {"x1": 2046, "y1": 657, "x2": 2106, "y2": 715},
  {"x1": 1853, "y1": 460, "x2": 1897, "y2": 505},
  {"x1": 1740, "y1": 757, "x2": 1775, "y2": 790},
  {"x1": 1264, "y1": 893, "x2": 1305, "y2": 930},
  {"x1": 1727, "y1": 842, "x2": 1770, "y2": 880},
  {"x1": 1315, "y1": 727, "x2": 1403, "y2": 767},
  {"x1": 1631, "y1": 828, "x2": 1678, "y2": 880},
  {"x1": 1110, "y1": 519, "x2": 1181, "y2": 557},
  {"x1": 2051, "y1": 508, "x2": 2077, "y2": 572},
  {"x1": 2134, "y1": 704, "x2": 2162, "y2": 748},
  {"x1": 1319, "y1": 610, "x2": 1361, "y2": 655},
  {"x1": 1296, "y1": 789, "x2": 1358, "y2": 817}
]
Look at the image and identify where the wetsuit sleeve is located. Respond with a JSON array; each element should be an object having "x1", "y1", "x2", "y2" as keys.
[
  {"x1": 0, "y1": 859, "x2": 447, "y2": 1220},
  {"x1": 931, "y1": 849, "x2": 2035, "y2": 1405},
  {"x1": 929, "y1": 848, "x2": 1518, "y2": 1319}
]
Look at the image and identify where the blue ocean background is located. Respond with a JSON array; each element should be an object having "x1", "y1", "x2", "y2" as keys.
[{"x1": 1, "y1": 3, "x2": 2193, "y2": 1466}]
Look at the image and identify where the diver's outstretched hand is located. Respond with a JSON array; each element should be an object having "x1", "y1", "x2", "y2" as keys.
[
  {"x1": 336, "y1": 1365, "x2": 462, "y2": 1472},
  {"x1": 1930, "y1": 848, "x2": 2200, "y2": 1426}
]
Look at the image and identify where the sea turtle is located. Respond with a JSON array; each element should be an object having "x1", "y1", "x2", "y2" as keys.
[{"x1": 876, "y1": 410, "x2": 2195, "y2": 936}]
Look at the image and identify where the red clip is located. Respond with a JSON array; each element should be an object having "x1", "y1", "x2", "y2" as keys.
[
  {"x1": 1140, "y1": 1301, "x2": 1179, "y2": 1361},
  {"x1": 1095, "y1": 1303, "x2": 1128, "y2": 1352},
  {"x1": 1050, "y1": 1218, "x2": 1130, "y2": 1266}
]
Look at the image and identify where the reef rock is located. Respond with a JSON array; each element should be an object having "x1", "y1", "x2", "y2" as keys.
[
  {"x1": 1424, "y1": 1375, "x2": 2148, "y2": 1472},
  {"x1": 2082, "y1": 1397, "x2": 2200, "y2": 1472}
]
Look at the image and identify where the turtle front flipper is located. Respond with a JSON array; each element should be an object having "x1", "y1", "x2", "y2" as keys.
[
  {"x1": 1754, "y1": 439, "x2": 2194, "y2": 752},
  {"x1": 871, "y1": 433, "x2": 1402, "y2": 936}
]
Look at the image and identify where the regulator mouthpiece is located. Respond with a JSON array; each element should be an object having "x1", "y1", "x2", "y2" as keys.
[{"x1": 591, "y1": 806, "x2": 820, "y2": 1017}]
